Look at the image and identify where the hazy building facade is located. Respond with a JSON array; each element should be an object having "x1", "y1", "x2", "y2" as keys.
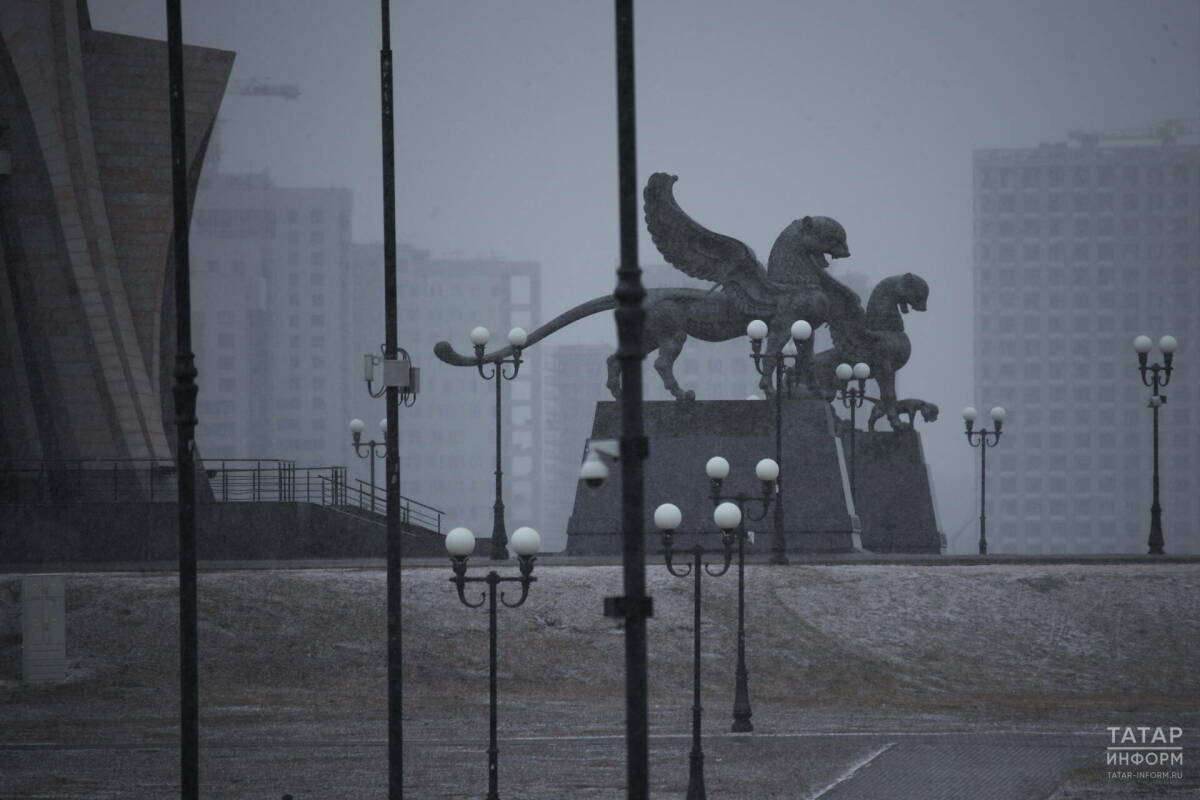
[
  {"x1": 973, "y1": 133, "x2": 1200, "y2": 554},
  {"x1": 541, "y1": 342, "x2": 611, "y2": 550},
  {"x1": 191, "y1": 172, "x2": 353, "y2": 468},
  {"x1": 350, "y1": 243, "x2": 542, "y2": 540},
  {"x1": 0, "y1": 1, "x2": 231, "y2": 463}
]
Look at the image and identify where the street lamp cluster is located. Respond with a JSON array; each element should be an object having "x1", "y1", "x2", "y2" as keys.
[
  {"x1": 469, "y1": 325, "x2": 528, "y2": 560},
  {"x1": 746, "y1": 318, "x2": 811, "y2": 564},
  {"x1": 654, "y1": 455, "x2": 778, "y2": 799},
  {"x1": 349, "y1": 417, "x2": 387, "y2": 511},
  {"x1": 961, "y1": 405, "x2": 1006, "y2": 556},
  {"x1": 443, "y1": 524, "x2": 541, "y2": 800},
  {"x1": 1133, "y1": 334, "x2": 1176, "y2": 554}
]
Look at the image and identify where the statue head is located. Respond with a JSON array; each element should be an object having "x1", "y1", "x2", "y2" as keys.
[
  {"x1": 798, "y1": 216, "x2": 850, "y2": 261},
  {"x1": 897, "y1": 272, "x2": 929, "y2": 313},
  {"x1": 920, "y1": 402, "x2": 939, "y2": 423}
]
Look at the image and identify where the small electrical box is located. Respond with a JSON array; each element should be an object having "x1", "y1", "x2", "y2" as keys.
[{"x1": 383, "y1": 357, "x2": 415, "y2": 391}]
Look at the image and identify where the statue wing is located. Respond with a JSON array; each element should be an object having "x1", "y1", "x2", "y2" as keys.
[{"x1": 644, "y1": 172, "x2": 778, "y2": 315}]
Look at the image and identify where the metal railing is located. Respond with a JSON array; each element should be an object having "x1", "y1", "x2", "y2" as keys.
[
  {"x1": 0, "y1": 458, "x2": 443, "y2": 534},
  {"x1": 316, "y1": 474, "x2": 444, "y2": 533}
]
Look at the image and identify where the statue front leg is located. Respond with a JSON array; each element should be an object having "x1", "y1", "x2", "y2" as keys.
[{"x1": 877, "y1": 370, "x2": 910, "y2": 431}]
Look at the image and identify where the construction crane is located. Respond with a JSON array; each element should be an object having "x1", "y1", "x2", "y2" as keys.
[
  {"x1": 1067, "y1": 119, "x2": 1199, "y2": 147},
  {"x1": 231, "y1": 77, "x2": 301, "y2": 101}
]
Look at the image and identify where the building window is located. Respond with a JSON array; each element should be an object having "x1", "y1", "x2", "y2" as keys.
[{"x1": 311, "y1": 314, "x2": 325, "y2": 327}]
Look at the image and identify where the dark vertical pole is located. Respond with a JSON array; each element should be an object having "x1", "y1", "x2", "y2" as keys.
[
  {"x1": 490, "y1": 373, "x2": 508, "y2": 559},
  {"x1": 380, "y1": 1, "x2": 403, "y2": 796},
  {"x1": 978, "y1": 438, "x2": 987, "y2": 556},
  {"x1": 848, "y1": 402, "x2": 856, "y2": 501},
  {"x1": 613, "y1": 2, "x2": 650, "y2": 798},
  {"x1": 731, "y1": 527, "x2": 752, "y2": 731},
  {"x1": 487, "y1": 574, "x2": 500, "y2": 800},
  {"x1": 166, "y1": 1, "x2": 198, "y2": 797},
  {"x1": 687, "y1": 548, "x2": 706, "y2": 800},
  {"x1": 1148, "y1": 382, "x2": 1164, "y2": 554},
  {"x1": 771, "y1": 360, "x2": 788, "y2": 564}
]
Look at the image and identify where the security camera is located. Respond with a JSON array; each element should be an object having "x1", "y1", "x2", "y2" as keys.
[{"x1": 579, "y1": 455, "x2": 609, "y2": 489}]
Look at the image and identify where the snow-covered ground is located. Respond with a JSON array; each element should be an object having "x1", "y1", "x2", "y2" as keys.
[{"x1": 2, "y1": 563, "x2": 1197, "y2": 797}]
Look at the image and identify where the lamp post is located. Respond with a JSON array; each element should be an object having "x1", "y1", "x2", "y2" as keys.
[
  {"x1": 655, "y1": 501, "x2": 740, "y2": 800},
  {"x1": 467, "y1": 326, "x2": 527, "y2": 560},
  {"x1": 446, "y1": 525, "x2": 540, "y2": 800},
  {"x1": 705, "y1": 456, "x2": 777, "y2": 733},
  {"x1": 834, "y1": 362, "x2": 870, "y2": 500},
  {"x1": 1133, "y1": 334, "x2": 1177, "y2": 555},
  {"x1": 747, "y1": 318, "x2": 812, "y2": 565},
  {"x1": 963, "y1": 405, "x2": 1005, "y2": 555},
  {"x1": 349, "y1": 418, "x2": 388, "y2": 511}
]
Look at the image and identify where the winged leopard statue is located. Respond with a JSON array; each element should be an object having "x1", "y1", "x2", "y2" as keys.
[{"x1": 434, "y1": 172, "x2": 861, "y2": 401}]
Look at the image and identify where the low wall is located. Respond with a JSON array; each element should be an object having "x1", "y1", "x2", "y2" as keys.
[{"x1": 0, "y1": 502, "x2": 446, "y2": 566}]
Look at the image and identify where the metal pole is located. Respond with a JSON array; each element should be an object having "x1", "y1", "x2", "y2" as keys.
[
  {"x1": 490, "y1": 372, "x2": 507, "y2": 559},
  {"x1": 979, "y1": 437, "x2": 987, "y2": 556},
  {"x1": 687, "y1": 547, "x2": 706, "y2": 800},
  {"x1": 1148, "y1": 382, "x2": 1164, "y2": 554},
  {"x1": 379, "y1": 1, "x2": 403, "y2": 796},
  {"x1": 770, "y1": 359, "x2": 788, "y2": 564},
  {"x1": 848, "y1": 400, "x2": 857, "y2": 501},
  {"x1": 166, "y1": 1, "x2": 199, "y2": 796},
  {"x1": 487, "y1": 573, "x2": 500, "y2": 800},
  {"x1": 613, "y1": 2, "x2": 650, "y2": 798},
  {"x1": 731, "y1": 527, "x2": 752, "y2": 731},
  {"x1": 370, "y1": 446, "x2": 377, "y2": 512}
]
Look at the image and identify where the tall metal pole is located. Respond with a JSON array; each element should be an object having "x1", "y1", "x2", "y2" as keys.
[
  {"x1": 978, "y1": 437, "x2": 987, "y2": 555},
  {"x1": 1149, "y1": 390, "x2": 1163, "y2": 554},
  {"x1": 491, "y1": 373, "x2": 508, "y2": 559},
  {"x1": 166, "y1": 2, "x2": 199, "y2": 797},
  {"x1": 688, "y1": 547, "x2": 706, "y2": 800},
  {"x1": 770, "y1": 360, "x2": 788, "y2": 564},
  {"x1": 848, "y1": 402, "x2": 857, "y2": 500},
  {"x1": 379, "y1": 1, "x2": 403, "y2": 796},
  {"x1": 487, "y1": 574, "x2": 500, "y2": 800},
  {"x1": 731, "y1": 529, "x2": 752, "y2": 731},
  {"x1": 612, "y1": 2, "x2": 650, "y2": 798}
]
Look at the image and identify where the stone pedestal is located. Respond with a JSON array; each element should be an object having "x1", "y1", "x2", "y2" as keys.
[
  {"x1": 846, "y1": 429, "x2": 942, "y2": 553},
  {"x1": 565, "y1": 399, "x2": 860, "y2": 555}
]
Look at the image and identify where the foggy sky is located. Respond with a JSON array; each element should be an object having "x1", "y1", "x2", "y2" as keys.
[{"x1": 90, "y1": 0, "x2": 1200, "y2": 551}]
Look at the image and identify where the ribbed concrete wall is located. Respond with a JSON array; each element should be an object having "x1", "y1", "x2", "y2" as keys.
[{"x1": 0, "y1": 0, "x2": 233, "y2": 462}]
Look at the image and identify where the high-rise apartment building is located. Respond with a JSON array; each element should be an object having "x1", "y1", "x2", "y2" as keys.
[
  {"x1": 191, "y1": 172, "x2": 353, "y2": 468},
  {"x1": 972, "y1": 132, "x2": 1199, "y2": 554},
  {"x1": 349, "y1": 244, "x2": 542, "y2": 541},
  {"x1": 541, "y1": 342, "x2": 612, "y2": 550}
]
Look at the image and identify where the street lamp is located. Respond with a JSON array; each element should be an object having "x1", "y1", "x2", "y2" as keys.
[
  {"x1": 1134, "y1": 334, "x2": 1177, "y2": 555},
  {"x1": 446, "y1": 524, "x2": 541, "y2": 800},
  {"x1": 468, "y1": 325, "x2": 528, "y2": 560},
  {"x1": 834, "y1": 361, "x2": 870, "y2": 500},
  {"x1": 348, "y1": 417, "x2": 387, "y2": 512},
  {"x1": 747, "y1": 318, "x2": 812, "y2": 564},
  {"x1": 963, "y1": 405, "x2": 1006, "y2": 555},
  {"x1": 655, "y1": 500, "x2": 739, "y2": 800},
  {"x1": 706, "y1": 456, "x2": 777, "y2": 733}
]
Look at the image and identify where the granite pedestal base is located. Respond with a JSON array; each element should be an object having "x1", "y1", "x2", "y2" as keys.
[
  {"x1": 565, "y1": 399, "x2": 859, "y2": 556},
  {"x1": 844, "y1": 428, "x2": 942, "y2": 553}
]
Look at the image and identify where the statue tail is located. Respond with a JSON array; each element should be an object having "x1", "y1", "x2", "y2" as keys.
[{"x1": 433, "y1": 295, "x2": 618, "y2": 366}]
